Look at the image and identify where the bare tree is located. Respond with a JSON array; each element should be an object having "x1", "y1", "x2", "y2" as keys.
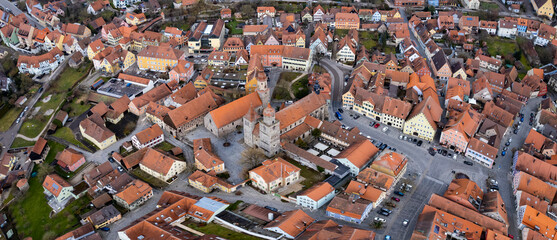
[{"x1": 241, "y1": 148, "x2": 266, "y2": 169}]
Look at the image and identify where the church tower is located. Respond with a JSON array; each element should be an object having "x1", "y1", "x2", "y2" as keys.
[
  {"x1": 259, "y1": 104, "x2": 280, "y2": 157},
  {"x1": 256, "y1": 71, "x2": 270, "y2": 109},
  {"x1": 243, "y1": 104, "x2": 258, "y2": 147}
]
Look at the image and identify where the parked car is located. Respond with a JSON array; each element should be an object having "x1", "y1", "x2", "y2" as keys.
[
  {"x1": 385, "y1": 236, "x2": 392, "y2": 240},
  {"x1": 417, "y1": 140, "x2": 423, "y2": 146},
  {"x1": 513, "y1": 129, "x2": 518, "y2": 134},
  {"x1": 337, "y1": 108, "x2": 344, "y2": 113},
  {"x1": 391, "y1": 197, "x2": 400, "y2": 202},
  {"x1": 117, "y1": 166, "x2": 124, "y2": 172},
  {"x1": 374, "y1": 123, "x2": 380, "y2": 128},
  {"x1": 394, "y1": 191, "x2": 404, "y2": 197},
  {"x1": 353, "y1": 115, "x2": 360, "y2": 119},
  {"x1": 402, "y1": 219, "x2": 409, "y2": 226},
  {"x1": 265, "y1": 206, "x2": 278, "y2": 212},
  {"x1": 428, "y1": 148, "x2": 436, "y2": 156},
  {"x1": 464, "y1": 161, "x2": 473, "y2": 166},
  {"x1": 100, "y1": 227, "x2": 110, "y2": 231},
  {"x1": 382, "y1": 127, "x2": 388, "y2": 132},
  {"x1": 378, "y1": 210, "x2": 390, "y2": 216},
  {"x1": 374, "y1": 217, "x2": 386, "y2": 223},
  {"x1": 381, "y1": 208, "x2": 392, "y2": 214},
  {"x1": 108, "y1": 157, "x2": 114, "y2": 163}
]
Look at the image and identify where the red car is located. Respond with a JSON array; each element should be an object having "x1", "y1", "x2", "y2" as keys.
[
  {"x1": 391, "y1": 197, "x2": 400, "y2": 202},
  {"x1": 374, "y1": 123, "x2": 380, "y2": 128},
  {"x1": 508, "y1": 234, "x2": 514, "y2": 239}
]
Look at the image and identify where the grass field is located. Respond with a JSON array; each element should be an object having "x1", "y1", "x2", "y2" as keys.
[
  {"x1": 131, "y1": 168, "x2": 169, "y2": 189},
  {"x1": 67, "y1": 94, "x2": 91, "y2": 117},
  {"x1": 186, "y1": 222, "x2": 261, "y2": 240},
  {"x1": 51, "y1": 127, "x2": 87, "y2": 149},
  {"x1": 225, "y1": 19, "x2": 243, "y2": 35},
  {"x1": 11, "y1": 137, "x2": 35, "y2": 148},
  {"x1": 485, "y1": 36, "x2": 518, "y2": 57},
  {"x1": 291, "y1": 75, "x2": 310, "y2": 99},
  {"x1": 18, "y1": 63, "x2": 91, "y2": 138},
  {"x1": 45, "y1": 140, "x2": 66, "y2": 164},
  {"x1": 480, "y1": 2, "x2": 499, "y2": 10},
  {"x1": 286, "y1": 157, "x2": 325, "y2": 189},
  {"x1": 9, "y1": 176, "x2": 92, "y2": 239},
  {"x1": 0, "y1": 106, "x2": 22, "y2": 132},
  {"x1": 279, "y1": 72, "x2": 302, "y2": 82},
  {"x1": 155, "y1": 141, "x2": 176, "y2": 152}
]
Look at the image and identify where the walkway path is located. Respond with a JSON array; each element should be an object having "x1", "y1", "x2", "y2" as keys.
[{"x1": 287, "y1": 73, "x2": 308, "y2": 99}]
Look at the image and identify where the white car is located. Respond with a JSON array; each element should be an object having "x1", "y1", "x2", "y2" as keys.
[
  {"x1": 382, "y1": 127, "x2": 388, "y2": 132},
  {"x1": 374, "y1": 217, "x2": 386, "y2": 223}
]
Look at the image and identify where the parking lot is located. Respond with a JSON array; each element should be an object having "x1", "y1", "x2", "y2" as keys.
[{"x1": 336, "y1": 107, "x2": 509, "y2": 237}]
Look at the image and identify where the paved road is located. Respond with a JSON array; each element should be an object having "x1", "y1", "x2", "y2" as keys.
[{"x1": 0, "y1": 0, "x2": 45, "y2": 29}]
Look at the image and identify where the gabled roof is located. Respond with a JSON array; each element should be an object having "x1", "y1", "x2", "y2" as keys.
[
  {"x1": 139, "y1": 148, "x2": 182, "y2": 176},
  {"x1": 336, "y1": 140, "x2": 379, "y2": 169},
  {"x1": 265, "y1": 209, "x2": 314, "y2": 238},
  {"x1": 326, "y1": 194, "x2": 372, "y2": 219},
  {"x1": 407, "y1": 96, "x2": 443, "y2": 130},
  {"x1": 275, "y1": 92, "x2": 328, "y2": 130},
  {"x1": 515, "y1": 171, "x2": 557, "y2": 203},
  {"x1": 250, "y1": 158, "x2": 300, "y2": 183},
  {"x1": 43, "y1": 174, "x2": 71, "y2": 197},
  {"x1": 56, "y1": 149, "x2": 84, "y2": 168},
  {"x1": 207, "y1": 92, "x2": 261, "y2": 129},
  {"x1": 134, "y1": 124, "x2": 163, "y2": 145},
  {"x1": 298, "y1": 182, "x2": 334, "y2": 201},
  {"x1": 114, "y1": 179, "x2": 152, "y2": 205}
]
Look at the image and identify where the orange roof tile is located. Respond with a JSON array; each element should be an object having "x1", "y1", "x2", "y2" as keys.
[
  {"x1": 345, "y1": 180, "x2": 384, "y2": 202},
  {"x1": 250, "y1": 158, "x2": 300, "y2": 184},
  {"x1": 43, "y1": 174, "x2": 71, "y2": 197},
  {"x1": 208, "y1": 92, "x2": 262, "y2": 129},
  {"x1": 134, "y1": 124, "x2": 163, "y2": 145},
  {"x1": 56, "y1": 149, "x2": 84, "y2": 168},
  {"x1": 516, "y1": 171, "x2": 557, "y2": 203},
  {"x1": 265, "y1": 209, "x2": 314, "y2": 238},
  {"x1": 337, "y1": 140, "x2": 379, "y2": 169},
  {"x1": 140, "y1": 148, "x2": 182, "y2": 176},
  {"x1": 298, "y1": 182, "x2": 334, "y2": 201}
]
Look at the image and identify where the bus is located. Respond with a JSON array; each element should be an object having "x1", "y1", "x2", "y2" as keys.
[{"x1": 335, "y1": 111, "x2": 342, "y2": 120}]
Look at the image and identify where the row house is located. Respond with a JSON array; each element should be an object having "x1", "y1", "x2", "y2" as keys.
[
  {"x1": 430, "y1": 51, "x2": 451, "y2": 80},
  {"x1": 440, "y1": 101, "x2": 483, "y2": 153},
  {"x1": 459, "y1": 15, "x2": 479, "y2": 33},
  {"x1": 137, "y1": 45, "x2": 185, "y2": 72},
  {"x1": 497, "y1": 19, "x2": 518, "y2": 38},
  {"x1": 131, "y1": 124, "x2": 164, "y2": 149},
  {"x1": 394, "y1": 0, "x2": 425, "y2": 7},
  {"x1": 335, "y1": 13, "x2": 360, "y2": 30},
  {"x1": 17, "y1": 47, "x2": 64, "y2": 75},
  {"x1": 476, "y1": 53, "x2": 502, "y2": 72},
  {"x1": 534, "y1": 23, "x2": 556, "y2": 46},
  {"x1": 358, "y1": 9, "x2": 382, "y2": 22},
  {"x1": 480, "y1": 20, "x2": 497, "y2": 35},
  {"x1": 403, "y1": 97, "x2": 443, "y2": 141}
]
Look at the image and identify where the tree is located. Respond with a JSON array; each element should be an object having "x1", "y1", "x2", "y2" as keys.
[
  {"x1": 241, "y1": 148, "x2": 266, "y2": 169},
  {"x1": 241, "y1": 5, "x2": 254, "y2": 18},
  {"x1": 295, "y1": 137, "x2": 308, "y2": 149},
  {"x1": 311, "y1": 128, "x2": 322, "y2": 138},
  {"x1": 37, "y1": 164, "x2": 54, "y2": 181}
]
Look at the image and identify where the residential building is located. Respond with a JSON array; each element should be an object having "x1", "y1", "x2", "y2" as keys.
[
  {"x1": 187, "y1": 20, "x2": 225, "y2": 53},
  {"x1": 113, "y1": 179, "x2": 153, "y2": 210},
  {"x1": 131, "y1": 124, "x2": 164, "y2": 149},
  {"x1": 403, "y1": 96, "x2": 443, "y2": 141},
  {"x1": 17, "y1": 48, "x2": 64, "y2": 75},
  {"x1": 431, "y1": 51, "x2": 452, "y2": 80},
  {"x1": 264, "y1": 210, "x2": 314, "y2": 239},
  {"x1": 531, "y1": 0, "x2": 553, "y2": 18},
  {"x1": 381, "y1": 96, "x2": 412, "y2": 129},
  {"x1": 370, "y1": 151, "x2": 408, "y2": 182},
  {"x1": 125, "y1": 12, "x2": 146, "y2": 26},
  {"x1": 326, "y1": 194, "x2": 373, "y2": 224},
  {"x1": 336, "y1": 35, "x2": 356, "y2": 62},
  {"x1": 462, "y1": 0, "x2": 480, "y2": 9},
  {"x1": 335, "y1": 140, "x2": 379, "y2": 175},
  {"x1": 250, "y1": 45, "x2": 312, "y2": 72},
  {"x1": 43, "y1": 174, "x2": 74, "y2": 205},
  {"x1": 498, "y1": 19, "x2": 518, "y2": 38},
  {"x1": 29, "y1": 137, "x2": 49, "y2": 163},
  {"x1": 335, "y1": 13, "x2": 360, "y2": 29},
  {"x1": 79, "y1": 114, "x2": 116, "y2": 150},
  {"x1": 137, "y1": 45, "x2": 185, "y2": 72},
  {"x1": 394, "y1": 0, "x2": 425, "y2": 7},
  {"x1": 193, "y1": 138, "x2": 225, "y2": 173},
  {"x1": 444, "y1": 178, "x2": 483, "y2": 210},
  {"x1": 256, "y1": 6, "x2": 276, "y2": 19},
  {"x1": 480, "y1": 20, "x2": 497, "y2": 35},
  {"x1": 466, "y1": 137, "x2": 498, "y2": 168},
  {"x1": 139, "y1": 148, "x2": 187, "y2": 182},
  {"x1": 249, "y1": 158, "x2": 300, "y2": 193},
  {"x1": 344, "y1": 180, "x2": 386, "y2": 208},
  {"x1": 440, "y1": 102, "x2": 483, "y2": 153},
  {"x1": 85, "y1": 205, "x2": 122, "y2": 229},
  {"x1": 296, "y1": 182, "x2": 336, "y2": 210},
  {"x1": 168, "y1": 60, "x2": 194, "y2": 82},
  {"x1": 55, "y1": 149, "x2": 86, "y2": 172},
  {"x1": 188, "y1": 170, "x2": 240, "y2": 193}
]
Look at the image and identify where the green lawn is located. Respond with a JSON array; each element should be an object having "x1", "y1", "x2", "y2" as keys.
[
  {"x1": 155, "y1": 141, "x2": 176, "y2": 152},
  {"x1": 0, "y1": 106, "x2": 22, "y2": 132},
  {"x1": 291, "y1": 75, "x2": 310, "y2": 99},
  {"x1": 131, "y1": 168, "x2": 169, "y2": 189},
  {"x1": 45, "y1": 140, "x2": 66, "y2": 164},
  {"x1": 279, "y1": 72, "x2": 302, "y2": 82},
  {"x1": 312, "y1": 65, "x2": 326, "y2": 74},
  {"x1": 9, "y1": 176, "x2": 93, "y2": 239},
  {"x1": 225, "y1": 19, "x2": 243, "y2": 35},
  {"x1": 51, "y1": 127, "x2": 87, "y2": 149},
  {"x1": 335, "y1": 29, "x2": 349, "y2": 38},
  {"x1": 186, "y1": 222, "x2": 261, "y2": 240},
  {"x1": 285, "y1": 158, "x2": 326, "y2": 189},
  {"x1": 67, "y1": 94, "x2": 92, "y2": 117},
  {"x1": 11, "y1": 137, "x2": 35, "y2": 148},
  {"x1": 55, "y1": 162, "x2": 88, "y2": 179},
  {"x1": 486, "y1": 36, "x2": 518, "y2": 57},
  {"x1": 18, "y1": 63, "x2": 91, "y2": 138},
  {"x1": 480, "y1": 2, "x2": 499, "y2": 10},
  {"x1": 362, "y1": 39, "x2": 378, "y2": 50},
  {"x1": 19, "y1": 118, "x2": 49, "y2": 139},
  {"x1": 51, "y1": 63, "x2": 92, "y2": 91}
]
